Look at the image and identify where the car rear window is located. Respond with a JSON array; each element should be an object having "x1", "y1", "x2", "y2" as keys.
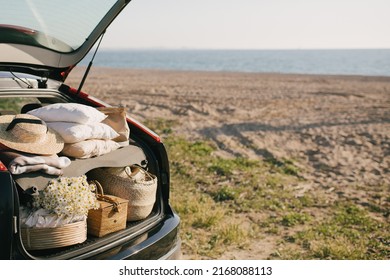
[{"x1": 0, "y1": 0, "x2": 118, "y2": 52}]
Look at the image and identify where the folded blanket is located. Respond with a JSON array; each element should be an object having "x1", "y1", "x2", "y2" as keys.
[{"x1": 0, "y1": 150, "x2": 71, "y2": 175}]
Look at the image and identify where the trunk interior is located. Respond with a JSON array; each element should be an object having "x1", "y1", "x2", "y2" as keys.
[{"x1": 0, "y1": 86, "x2": 163, "y2": 259}]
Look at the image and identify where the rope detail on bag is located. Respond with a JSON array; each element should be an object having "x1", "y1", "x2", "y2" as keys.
[{"x1": 124, "y1": 165, "x2": 155, "y2": 182}]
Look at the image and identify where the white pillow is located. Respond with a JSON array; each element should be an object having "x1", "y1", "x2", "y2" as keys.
[
  {"x1": 61, "y1": 140, "x2": 120, "y2": 159},
  {"x1": 28, "y1": 103, "x2": 106, "y2": 124},
  {"x1": 47, "y1": 122, "x2": 119, "y2": 143}
]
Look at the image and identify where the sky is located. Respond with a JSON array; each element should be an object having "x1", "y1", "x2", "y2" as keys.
[{"x1": 101, "y1": 0, "x2": 390, "y2": 50}]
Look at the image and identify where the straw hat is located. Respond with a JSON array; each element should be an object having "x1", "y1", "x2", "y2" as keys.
[{"x1": 0, "y1": 114, "x2": 64, "y2": 155}]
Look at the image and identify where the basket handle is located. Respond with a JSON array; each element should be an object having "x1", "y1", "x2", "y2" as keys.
[
  {"x1": 89, "y1": 180, "x2": 121, "y2": 212},
  {"x1": 90, "y1": 180, "x2": 104, "y2": 195}
]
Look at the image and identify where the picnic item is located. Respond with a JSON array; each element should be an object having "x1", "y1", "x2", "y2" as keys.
[{"x1": 87, "y1": 180, "x2": 128, "y2": 237}]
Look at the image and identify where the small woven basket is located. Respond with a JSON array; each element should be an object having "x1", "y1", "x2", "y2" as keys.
[
  {"x1": 87, "y1": 180, "x2": 128, "y2": 237},
  {"x1": 87, "y1": 166, "x2": 157, "y2": 221},
  {"x1": 21, "y1": 219, "x2": 87, "y2": 250}
]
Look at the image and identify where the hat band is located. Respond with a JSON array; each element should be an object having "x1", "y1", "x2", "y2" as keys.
[{"x1": 6, "y1": 118, "x2": 48, "y2": 132}]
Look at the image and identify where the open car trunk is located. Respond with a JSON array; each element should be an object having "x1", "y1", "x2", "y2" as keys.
[
  {"x1": 0, "y1": 77, "x2": 178, "y2": 260},
  {"x1": 0, "y1": 0, "x2": 180, "y2": 260}
]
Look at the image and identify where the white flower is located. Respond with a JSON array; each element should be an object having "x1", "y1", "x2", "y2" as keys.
[{"x1": 34, "y1": 175, "x2": 99, "y2": 218}]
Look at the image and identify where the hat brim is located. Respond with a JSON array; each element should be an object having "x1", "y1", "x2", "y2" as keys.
[{"x1": 0, "y1": 115, "x2": 64, "y2": 155}]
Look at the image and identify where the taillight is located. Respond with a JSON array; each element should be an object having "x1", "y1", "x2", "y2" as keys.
[{"x1": 0, "y1": 160, "x2": 8, "y2": 171}]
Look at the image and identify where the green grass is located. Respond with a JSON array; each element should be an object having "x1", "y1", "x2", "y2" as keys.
[
  {"x1": 0, "y1": 97, "x2": 39, "y2": 113},
  {"x1": 289, "y1": 202, "x2": 390, "y2": 259},
  {"x1": 145, "y1": 118, "x2": 390, "y2": 259},
  {"x1": 281, "y1": 212, "x2": 311, "y2": 227},
  {"x1": 0, "y1": 98, "x2": 24, "y2": 113}
]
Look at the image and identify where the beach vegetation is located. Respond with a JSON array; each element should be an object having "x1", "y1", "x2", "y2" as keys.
[
  {"x1": 0, "y1": 97, "x2": 37, "y2": 113},
  {"x1": 145, "y1": 117, "x2": 389, "y2": 260}
]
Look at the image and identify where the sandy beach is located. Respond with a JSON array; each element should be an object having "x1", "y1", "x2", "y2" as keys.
[
  {"x1": 68, "y1": 67, "x2": 389, "y2": 189},
  {"x1": 67, "y1": 67, "x2": 389, "y2": 258}
]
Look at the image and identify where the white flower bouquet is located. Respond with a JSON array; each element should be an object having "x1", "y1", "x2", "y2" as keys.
[
  {"x1": 33, "y1": 175, "x2": 99, "y2": 219},
  {"x1": 20, "y1": 175, "x2": 99, "y2": 250}
]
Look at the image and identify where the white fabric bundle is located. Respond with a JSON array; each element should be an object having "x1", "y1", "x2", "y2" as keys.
[
  {"x1": 27, "y1": 103, "x2": 107, "y2": 124},
  {"x1": 8, "y1": 154, "x2": 71, "y2": 175},
  {"x1": 61, "y1": 139, "x2": 120, "y2": 159},
  {"x1": 47, "y1": 122, "x2": 119, "y2": 143},
  {"x1": 20, "y1": 206, "x2": 86, "y2": 228},
  {"x1": 27, "y1": 103, "x2": 122, "y2": 158}
]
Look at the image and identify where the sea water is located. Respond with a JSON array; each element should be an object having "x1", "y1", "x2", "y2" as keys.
[{"x1": 81, "y1": 49, "x2": 390, "y2": 76}]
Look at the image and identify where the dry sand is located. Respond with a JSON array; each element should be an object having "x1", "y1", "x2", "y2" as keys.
[
  {"x1": 67, "y1": 67, "x2": 389, "y2": 258},
  {"x1": 68, "y1": 67, "x2": 389, "y2": 189}
]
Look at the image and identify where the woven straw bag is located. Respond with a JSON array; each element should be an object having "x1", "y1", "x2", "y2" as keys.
[{"x1": 87, "y1": 166, "x2": 157, "y2": 222}]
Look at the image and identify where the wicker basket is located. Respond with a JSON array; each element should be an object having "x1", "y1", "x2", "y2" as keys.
[
  {"x1": 87, "y1": 180, "x2": 128, "y2": 237},
  {"x1": 87, "y1": 166, "x2": 157, "y2": 221},
  {"x1": 21, "y1": 219, "x2": 87, "y2": 250}
]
